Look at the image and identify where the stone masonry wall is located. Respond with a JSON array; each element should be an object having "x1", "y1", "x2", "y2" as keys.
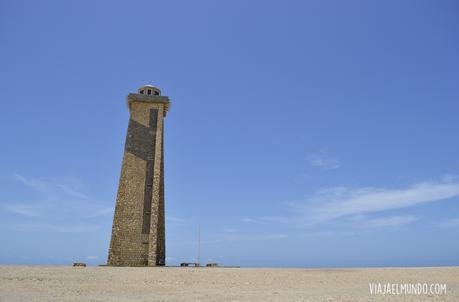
[{"x1": 108, "y1": 99, "x2": 166, "y2": 266}]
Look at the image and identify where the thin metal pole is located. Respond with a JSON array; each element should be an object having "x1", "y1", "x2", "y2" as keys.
[{"x1": 197, "y1": 225, "x2": 201, "y2": 266}]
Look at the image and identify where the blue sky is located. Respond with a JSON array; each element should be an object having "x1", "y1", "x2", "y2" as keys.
[{"x1": 1, "y1": 0, "x2": 458, "y2": 267}]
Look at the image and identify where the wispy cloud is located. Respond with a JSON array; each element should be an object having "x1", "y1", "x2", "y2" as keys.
[
  {"x1": 205, "y1": 233, "x2": 288, "y2": 244},
  {"x1": 3, "y1": 203, "x2": 42, "y2": 217},
  {"x1": 305, "y1": 177, "x2": 459, "y2": 222},
  {"x1": 14, "y1": 173, "x2": 88, "y2": 200},
  {"x1": 166, "y1": 215, "x2": 192, "y2": 227},
  {"x1": 1, "y1": 174, "x2": 112, "y2": 233},
  {"x1": 6, "y1": 174, "x2": 112, "y2": 218},
  {"x1": 307, "y1": 152, "x2": 340, "y2": 170},
  {"x1": 349, "y1": 215, "x2": 420, "y2": 228},
  {"x1": 438, "y1": 218, "x2": 459, "y2": 228},
  {"x1": 242, "y1": 176, "x2": 459, "y2": 231},
  {"x1": 86, "y1": 207, "x2": 113, "y2": 218},
  {"x1": 241, "y1": 218, "x2": 259, "y2": 223},
  {"x1": 11, "y1": 223, "x2": 100, "y2": 233}
]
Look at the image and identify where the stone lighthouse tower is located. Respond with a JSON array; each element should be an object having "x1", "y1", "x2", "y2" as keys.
[{"x1": 108, "y1": 85, "x2": 169, "y2": 266}]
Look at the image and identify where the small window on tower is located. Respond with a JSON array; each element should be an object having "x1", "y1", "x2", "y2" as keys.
[
  {"x1": 140, "y1": 90, "x2": 145, "y2": 94},
  {"x1": 154, "y1": 91, "x2": 159, "y2": 96},
  {"x1": 147, "y1": 89, "x2": 152, "y2": 95}
]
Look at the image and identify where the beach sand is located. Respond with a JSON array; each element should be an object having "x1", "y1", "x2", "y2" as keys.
[{"x1": 0, "y1": 266, "x2": 457, "y2": 301}]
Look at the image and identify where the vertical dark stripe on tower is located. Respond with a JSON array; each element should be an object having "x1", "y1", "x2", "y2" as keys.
[{"x1": 141, "y1": 109, "x2": 158, "y2": 234}]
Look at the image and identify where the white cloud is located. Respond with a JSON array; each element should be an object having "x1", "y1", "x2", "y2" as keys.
[
  {"x1": 1, "y1": 174, "x2": 113, "y2": 235},
  {"x1": 305, "y1": 178, "x2": 459, "y2": 222},
  {"x1": 12, "y1": 223, "x2": 100, "y2": 233},
  {"x1": 4, "y1": 174, "x2": 112, "y2": 219},
  {"x1": 241, "y1": 218, "x2": 258, "y2": 223},
  {"x1": 307, "y1": 152, "x2": 340, "y2": 170},
  {"x1": 205, "y1": 233, "x2": 288, "y2": 244},
  {"x1": 438, "y1": 218, "x2": 459, "y2": 228},
  {"x1": 166, "y1": 215, "x2": 192, "y2": 227},
  {"x1": 85, "y1": 207, "x2": 113, "y2": 218},
  {"x1": 14, "y1": 173, "x2": 88, "y2": 200},
  {"x1": 353, "y1": 215, "x2": 420, "y2": 228},
  {"x1": 3, "y1": 203, "x2": 42, "y2": 217},
  {"x1": 242, "y1": 176, "x2": 459, "y2": 230}
]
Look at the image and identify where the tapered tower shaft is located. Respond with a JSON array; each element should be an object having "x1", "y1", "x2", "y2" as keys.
[{"x1": 108, "y1": 85, "x2": 169, "y2": 266}]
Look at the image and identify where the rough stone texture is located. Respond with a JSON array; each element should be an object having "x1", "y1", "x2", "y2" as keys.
[
  {"x1": 108, "y1": 92, "x2": 169, "y2": 267},
  {"x1": 148, "y1": 105, "x2": 165, "y2": 266},
  {"x1": 107, "y1": 152, "x2": 147, "y2": 266}
]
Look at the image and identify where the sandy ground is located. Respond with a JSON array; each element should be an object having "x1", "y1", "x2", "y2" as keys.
[{"x1": 0, "y1": 266, "x2": 457, "y2": 302}]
